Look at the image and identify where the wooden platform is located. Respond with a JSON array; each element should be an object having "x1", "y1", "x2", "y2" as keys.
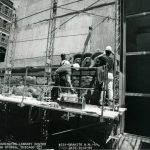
[{"x1": 0, "y1": 94, "x2": 126, "y2": 119}]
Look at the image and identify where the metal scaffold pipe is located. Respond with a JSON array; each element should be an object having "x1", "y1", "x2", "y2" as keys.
[
  {"x1": 44, "y1": 0, "x2": 57, "y2": 99},
  {"x1": 126, "y1": 11, "x2": 150, "y2": 19}
]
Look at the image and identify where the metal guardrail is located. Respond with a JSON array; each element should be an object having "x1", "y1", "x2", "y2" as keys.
[{"x1": 1, "y1": 65, "x2": 113, "y2": 118}]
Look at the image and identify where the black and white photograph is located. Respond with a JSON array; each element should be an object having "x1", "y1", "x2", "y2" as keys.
[{"x1": 0, "y1": 0, "x2": 149, "y2": 149}]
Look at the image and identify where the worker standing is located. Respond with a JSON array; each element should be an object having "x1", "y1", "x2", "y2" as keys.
[
  {"x1": 104, "y1": 46, "x2": 114, "y2": 105},
  {"x1": 88, "y1": 50, "x2": 106, "y2": 105},
  {"x1": 60, "y1": 53, "x2": 70, "y2": 66},
  {"x1": 55, "y1": 53, "x2": 74, "y2": 93}
]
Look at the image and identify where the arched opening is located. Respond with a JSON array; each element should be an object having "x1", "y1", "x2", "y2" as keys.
[{"x1": 0, "y1": 47, "x2": 6, "y2": 62}]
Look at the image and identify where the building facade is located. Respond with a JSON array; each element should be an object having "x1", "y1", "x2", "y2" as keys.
[
  {"x1": 6, "y1": 0, "x2": 117, "y2": 68},
  {"x1": 0, "y1": 0, "x2": 13, "y2": 63}
]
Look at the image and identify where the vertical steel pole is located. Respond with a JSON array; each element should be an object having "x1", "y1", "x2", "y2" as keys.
[{"x1": 45, "y1": 0, "x2": 57, "y2": 100}]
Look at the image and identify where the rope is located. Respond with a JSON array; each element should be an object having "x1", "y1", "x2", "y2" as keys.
[
  {"x1": 34, "y1": 1, "x2": 115, "y2": 25},
  {"x1": 59, "y1": 6, "x2": 115, "y2": 20},
  {"x1": 13, "y1": 0, "x2": 110, "y2": 29},
  {"x1": 10, "y1": 33, "x2": 88, "y2": 44},
  {"x1": 51, "y1": 0, "x2": 102, "y2": 34}
]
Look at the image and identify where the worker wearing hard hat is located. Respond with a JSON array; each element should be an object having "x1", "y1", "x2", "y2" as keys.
[{"x1": 104, "y1": 46, "x2": 114, "y2": 105}]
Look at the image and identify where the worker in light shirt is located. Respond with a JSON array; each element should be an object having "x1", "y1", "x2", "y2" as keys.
[
  {"x1": 55, "y1": 53, "x2": 74, "y2": 93},
  {"x1": 103, "y1": 46, "x2": 114, "y2": 104},
  {"x1": 60, "y1": 53, "x2": 70, "y2": 66}
]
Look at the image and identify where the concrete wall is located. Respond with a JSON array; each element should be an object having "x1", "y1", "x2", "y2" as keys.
[
  {"x1": 5, "y1": 0, "x2": 116, "y2": 68},
  {"x1": 91, "y1": 3, "x2": 116, "y2": 52},
  {"x1": 6, "y1": 0, "x2": 51, "y2": 67}
]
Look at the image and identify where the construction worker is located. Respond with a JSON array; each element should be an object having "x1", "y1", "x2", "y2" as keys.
[
  {"x1": 60, "y1": 53, "x2": 70, "y2": 66},
  {"x1": 104, "y1": 46, "x2": 114, "y2": 105},
  {"x1": 55, "y1": 53, "x2": 74, "y2": 93},
  {"x1": 87, "y1": 50, "x2": 106, "y2": 105}
]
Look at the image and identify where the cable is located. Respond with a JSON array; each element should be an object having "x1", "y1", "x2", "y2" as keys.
[
  {"x1": 10, "y1": 1, "x2": 115, "y2": 30},
  {"x1": 59, "y1": 6, "x2": 115, "y2": 20},
  {"x1": 92, "y1": 17, "x2": 109, "y2": 30},
  {"x1": 51, "y1": 122, "x2": 102, "y2": 136},
  {"x1": 9, "y1": 14, "x2": 113, "y2": 44},
  {"x1": 7, "y1": 1, "x2": 115, "y2": 66},
  {"x1": 15, "y1": 0, "x2": 84, "y2": 23},
  {"x1": 10, "y1": 0, "x2": 102, "y2": 43},
  {"x1": 9, "y1": 10, "x2": 111, "y2": 44},
  {"x1": 50, "y1": 0, "x2": 102, "y2": 34},
  {"x1": 10, "y1": 33, "x2": 88, "y2": 43},
  {"x1": 52, "y1": 14, "x2": 78, "y2": 33},
  {"x1": 34, "y1": 1, "x2": 115, "y2": 25}
]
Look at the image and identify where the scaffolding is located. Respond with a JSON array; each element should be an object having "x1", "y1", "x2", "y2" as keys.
[
  {"x1": 0, "y1": 0, "x2": 126, "y2": 148},
  {"x1": 0, "y1": 0, "x2": 125, "y2": 119}
]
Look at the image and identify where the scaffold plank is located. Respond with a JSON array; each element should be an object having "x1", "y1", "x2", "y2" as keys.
[{"x1": 0, "y1": 94, "x2": 126, "y2": 119}]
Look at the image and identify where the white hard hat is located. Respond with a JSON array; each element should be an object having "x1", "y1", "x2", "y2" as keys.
[
  {"x1": 105, "y1": 46, "x2": 114, "y2": 54},
  {"x1": 72, "y1": 63, "x2": 80, "y2": 70}
]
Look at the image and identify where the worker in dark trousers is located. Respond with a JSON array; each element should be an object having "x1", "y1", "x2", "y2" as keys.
[
  {"x1": 93, "y1": 46, "x2": 114, "y2": 105},
  {"x1": 85, "y1": 50, "x2": 106, "y2": 105}
]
